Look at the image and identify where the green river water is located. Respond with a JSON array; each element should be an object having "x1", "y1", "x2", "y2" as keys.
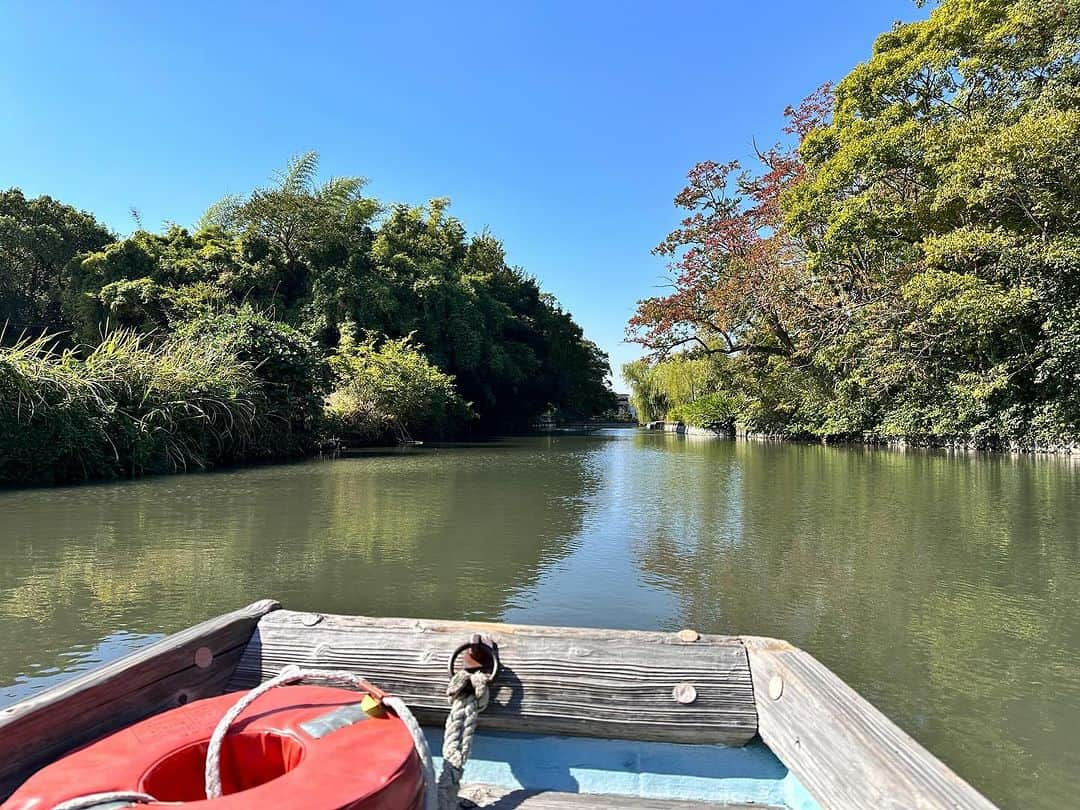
[{"x1": 0, "y1": 431, "x2": 1077, "y2": 808}]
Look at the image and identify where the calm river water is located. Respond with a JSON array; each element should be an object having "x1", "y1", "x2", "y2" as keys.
[{"x1": 1, "y1": 431, "x2": 1077, "y2": 808}]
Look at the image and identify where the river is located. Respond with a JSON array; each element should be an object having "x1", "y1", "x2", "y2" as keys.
[{"x1": 0, "y1": 431, "x2": 1077, "y2": 808}]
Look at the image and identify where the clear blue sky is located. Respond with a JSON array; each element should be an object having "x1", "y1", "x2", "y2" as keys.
[{"x1": 0, "y1": 1, "x2": 924, "y2": 386}]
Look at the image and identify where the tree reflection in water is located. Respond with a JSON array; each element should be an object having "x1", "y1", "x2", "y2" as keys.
[{"x1": 1, "y1": 433, "x2": 1078, "y2": 809}]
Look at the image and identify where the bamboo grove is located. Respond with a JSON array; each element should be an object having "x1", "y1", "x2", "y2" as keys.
[{"x1": 0, "y1": 155, "x2": 614, "y2": 483}]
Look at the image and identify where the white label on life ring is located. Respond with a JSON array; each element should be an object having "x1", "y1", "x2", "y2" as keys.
[{"x1": 298, "y1": 703, "x2": 370, "y2": 738}]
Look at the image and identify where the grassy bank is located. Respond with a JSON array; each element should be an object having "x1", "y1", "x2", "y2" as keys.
[
  {"x1": 1, "y1": 330, "x2": 266, "y2": 484},
  {"x1": 0, "y1": 311, "x2": 473, "y2": 485}
]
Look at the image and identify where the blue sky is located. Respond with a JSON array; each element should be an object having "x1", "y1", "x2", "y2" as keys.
[{"x1": 0, "y1": 1, "x2": 924, "y2": 386}]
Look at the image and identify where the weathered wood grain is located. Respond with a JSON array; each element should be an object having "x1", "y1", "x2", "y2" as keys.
[
  {"x1": 744, "y1": 636, "x2": 998, "y2": 810},
  {"x1": 0, "y1": 598, "x2": 279, "y2": 799},
  {"x1": 459, "y1": 784, "x2": 775, "y2": 809},
  {"x1": 231, "y1": 610, "x2": 758, "y2": 745}
]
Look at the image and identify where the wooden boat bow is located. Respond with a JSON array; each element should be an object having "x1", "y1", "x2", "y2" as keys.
[{"x1": 0, "y1": 600, "x2": 997, "y2": 809}]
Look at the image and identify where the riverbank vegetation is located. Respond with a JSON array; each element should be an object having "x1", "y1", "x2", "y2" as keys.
[
  {"x1": 627, "y1": 0, "x2": 1080, "y2": 449},
  {"x1": 0, "y1": 329, "x2": 265, "y2": 482},
  {"x1": 326, "y1": 329, "x2": 467, "y2": 443},
  {"x1": 0, "y1": 157, "x2": 613, "y2": 484}
]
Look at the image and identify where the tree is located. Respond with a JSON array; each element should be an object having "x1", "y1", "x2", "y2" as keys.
[
  {"x1": 787, "y1": 0, "x2": 1080, "y2": 440},
  {"x1": 366, "y1": 199, "x2": 614, "y2": 430},
  {"x1": 0, "y1": 190, "x2": 112, "y2": 338},
  {"x1": 63, "y1": 153, "x2": 615, "y2": 436},
  {"x1": 201, "y1": 151, "x2": 374, "y2": 266},
  {"x1": 628, "y1": 86, "x2": 836, "y2": 364},
  {"x1": 326, "y1": 327, "x2": 468, "y2": 440},
  {"x1": 628, "y1": 0, "x2": 1080, "y2": 446}
]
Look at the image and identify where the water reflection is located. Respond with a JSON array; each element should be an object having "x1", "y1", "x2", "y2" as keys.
[
  {"x1": 0, "y1": 631, "x2": 161, "y2": 705},
  {"x1": 0, "y1": 432, "x2": 1077, "y2": 809},
  {"x1": 0, "y1": 440, "x2": 602, "y2": 691},
  {"x1": 628, "y1": 438, "x2": 1080, "y2": 809}
]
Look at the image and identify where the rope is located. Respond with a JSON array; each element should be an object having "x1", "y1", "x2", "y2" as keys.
[
  {"x1": 204, "y1": 665, "x2": 300, "y2": 799},
  {"x1": 385, "y1": 696, "x2": 438, "y2": 810},
  {"x1": 204, "y1": 665, "x2": 437, "y2": 810},
  {"x1": 438, "y1": 669, "x2": 492, "y2": 810},
  {"x1": 52, "y1": 792, "x2": 155, "y2": 810}
]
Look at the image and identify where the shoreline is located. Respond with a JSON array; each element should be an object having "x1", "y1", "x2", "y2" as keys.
[{"x1": 649, "y1": 421, "x2": 1080, "y2": 457}]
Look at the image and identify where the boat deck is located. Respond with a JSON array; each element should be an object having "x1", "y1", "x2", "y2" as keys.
[
  {"x1": 0, "y1": 600, "x2": 997, "y2": 809},
  {"x1": 425, "y1": 728, "x2": 814, "y2": 810},
  {"x1": 459, "y1": 785, "x2": 767, "y2": 808}
]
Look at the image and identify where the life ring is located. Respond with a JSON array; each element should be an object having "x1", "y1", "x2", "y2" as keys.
[{"x1": 3, "y1": 684, "x2": 425, "y2": 809}]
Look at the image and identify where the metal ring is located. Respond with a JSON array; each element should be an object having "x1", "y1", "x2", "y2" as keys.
[{"x1": 448, "y1": 638, "x2": 500, "y2": 681}]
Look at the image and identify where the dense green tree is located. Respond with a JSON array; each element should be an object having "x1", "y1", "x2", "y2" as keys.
[
  {"x1": 629, "y1": 0, "x2": 1080, "y2": 448},
  {"x1": 67, "y1": 157, "x2": 612, "y2": 434},
  {"x1": 200, "y1": 151, "x2": 381, "y2": 339},
  {"x1": 0, "y1": 190, "x2": 112, "y2": 338},
  {"x1": 788, "y1": 0, "x2": 1080, "y2": 442},
  {"x1": 364, "y1": 201, "x2": 614, "y2": 428},
  {"x1": 0, "y1": 151, "x2": 613, "y2": 479}
]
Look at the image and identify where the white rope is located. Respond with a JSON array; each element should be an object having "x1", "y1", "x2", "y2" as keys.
[
  {"x1": 438, "y1": 670, "x2": 492, "y2": 810},
  {"x1": 52, "y1": 791, "x2": 156, "y2": 810},
  {"x1": 204, "y1": 665, "x2": 437, "y2": 810},
  {"x1": 203, "y1": 665, "x2": 302, "y2": 799},
  {"x1": 385, "y1": 695, "x2": 438, "y2": 810}
]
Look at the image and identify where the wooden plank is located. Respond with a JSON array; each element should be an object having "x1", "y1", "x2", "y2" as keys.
[
  {"x1": 231, "y1": 610, "x2": 757, "y2": 745},
  {"x1": 744, "y1": 636, "x2": 998, "y2": 810},
  {"x1": 0, "y1": 598, "x2": 279, "y2": 799},
  {"x1": 459, "y1": 784, "x2": 776, "y2": 809}
]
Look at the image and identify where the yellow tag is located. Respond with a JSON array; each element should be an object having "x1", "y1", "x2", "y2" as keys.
[{"x1": 361, "y1": 694, "x2": 385, "y2": 717}]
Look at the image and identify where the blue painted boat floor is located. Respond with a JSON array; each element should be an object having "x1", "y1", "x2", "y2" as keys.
[{"x1": 424, "y1": 728, "x2": 820, "y2": 809}]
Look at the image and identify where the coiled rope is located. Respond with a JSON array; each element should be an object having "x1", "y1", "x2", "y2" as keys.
[{"x1": 438, "y1": 669, "x2": 492, "y2": 810}]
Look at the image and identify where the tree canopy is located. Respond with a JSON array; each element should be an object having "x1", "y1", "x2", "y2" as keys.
[
  {"x1": 1, "y1": 154, "x2": 614, "y2": 482},
  {"x1": 629, "y1": 0, "x2": 1080, "y2": 447},
  {"x1": 0, "y1": 190, "x2": 112, "y2": 337},
  {"x1": 58, "y1": 154, "x2": 612, "y2": 433}
]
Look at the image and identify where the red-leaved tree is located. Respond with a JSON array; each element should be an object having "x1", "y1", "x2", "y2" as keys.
[{"x1": 627, "y1": 85, "x2": 834, "y2": 360}]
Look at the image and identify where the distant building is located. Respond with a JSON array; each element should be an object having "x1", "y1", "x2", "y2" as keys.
[{"x1": 614, "y1": 393, "x2": 636, "y2": 422}]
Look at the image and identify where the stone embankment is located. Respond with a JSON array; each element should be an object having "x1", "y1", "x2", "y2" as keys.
[{"x1": 641, "y1": 421, "x2": 1079, "y2": 455}]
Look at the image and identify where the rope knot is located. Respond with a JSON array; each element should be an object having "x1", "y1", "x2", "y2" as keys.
[{"x1": 446, "y1": 669, "x2": 492, "y2": 712}]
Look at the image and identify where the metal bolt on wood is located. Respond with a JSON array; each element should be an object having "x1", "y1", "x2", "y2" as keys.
[
  {"x1": 768, "y1": 675, "x2": 784, "y2": 701},
  {"x1": 672, "y1": 683, "x2": 697, "y2": 704}
]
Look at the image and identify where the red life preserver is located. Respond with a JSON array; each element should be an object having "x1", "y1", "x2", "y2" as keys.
[{"x1": 3, "y1": 685, "x2": 425, "y2": 810}]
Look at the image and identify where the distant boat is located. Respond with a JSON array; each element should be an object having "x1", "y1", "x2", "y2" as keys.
[
  {"x1": 393, "y1": 422, "x2": 424, "y2": 447},
  {"x1": 0, "y1": 601, "x2": 997, "y2": 809},
  {"x1": 538, "y1": 426, "x2": 600, "y2": 435}
]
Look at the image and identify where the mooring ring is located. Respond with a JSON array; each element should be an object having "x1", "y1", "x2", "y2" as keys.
[{"x1": 448, "y1": 636, "x2": 500, "y2": 680}]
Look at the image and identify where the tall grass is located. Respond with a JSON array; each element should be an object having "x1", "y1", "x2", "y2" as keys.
[{"x1": 0, "y1": 329, "x2": 264, "y2": 484}]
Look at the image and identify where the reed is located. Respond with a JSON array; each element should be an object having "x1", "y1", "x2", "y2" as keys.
[{"x1": 0, "y1": 329, "x2": 263, "y2": 484}]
